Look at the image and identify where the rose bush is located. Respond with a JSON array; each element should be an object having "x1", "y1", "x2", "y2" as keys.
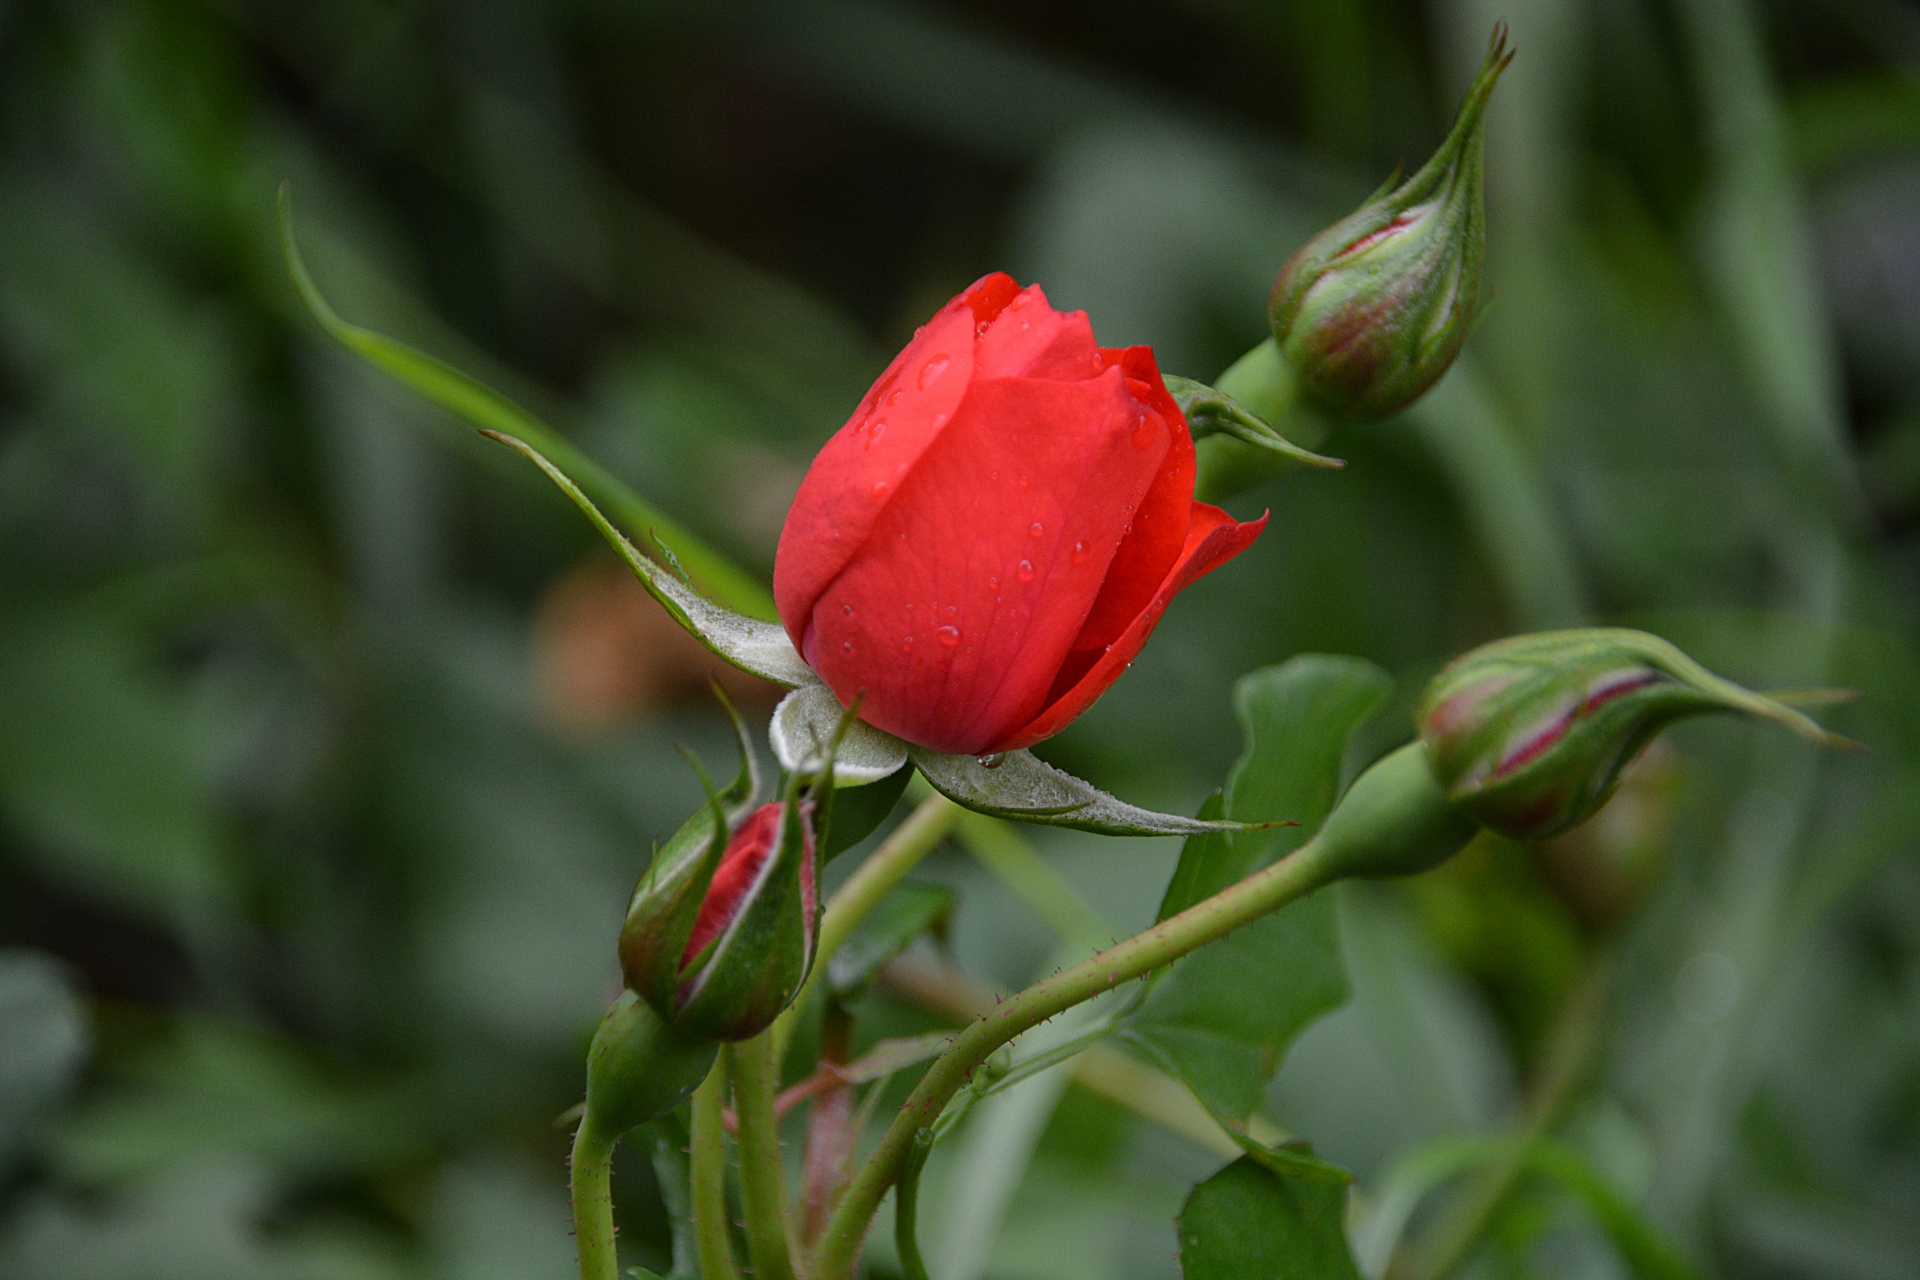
[{"x1": 774, "y1": 272, "x2": 1267, "y2": 756}]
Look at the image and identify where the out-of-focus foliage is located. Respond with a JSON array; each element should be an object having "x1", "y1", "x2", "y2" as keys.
[{"x1": 1, "y1": 1, "x2": 1917, "y2": 1278}]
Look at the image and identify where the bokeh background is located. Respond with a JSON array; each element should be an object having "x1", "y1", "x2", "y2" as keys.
[{"x1": 3, "y1": 0, "x2": 1919, "y2": 1277}]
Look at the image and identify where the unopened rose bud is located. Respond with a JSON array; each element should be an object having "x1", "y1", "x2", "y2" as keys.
[
  {"x1": 620, "y1": 792, "x2": 820, "y2": 1041},
  {"x1": 581, "y1": 990, "x2": 719, "y2": 1139},
  {"x1": 1418, "y1": 629, "x2": 1850, "y2": 841},
  {"x1": 1267, "y1": 23, "x2": 1513, "y2": 419}
]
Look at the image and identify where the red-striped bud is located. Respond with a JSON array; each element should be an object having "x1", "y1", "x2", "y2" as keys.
[
  {"x1": 1268, "y1": 24, "x2": 1512, "y2": 419},
  {"x1": 1418, "y1": 629, "x2": 1848, "y2": 840}
]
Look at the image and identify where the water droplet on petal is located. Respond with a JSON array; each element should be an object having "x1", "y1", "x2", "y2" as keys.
[
  {"x1": 1016, "y1": 559, "x2": 1035, "y2": 582},
  {"x1": 976, "y1": 321, "x2": 990, "y2": 335},
  {"x1": 902, "y1": 635, "x2": 915, "y2": 653},
  {"x1": 863, "y1": 420, "x2": 887, "y2": 449},
  {"x1": 931, "y1": 411, "x2": 948, "y2": 428},
  {"x1": 871, "y1": 481, "x2": 888, "y2": 497},
  {"x1": 1028, "y1": 522, "x2": 1044, "y2": 538},
  {"x1": 918, "y1": 355, "x2": 952, "y2": 389},
  {"x1": 978, "y1": 752, "x2": 1006, "y2": 769},
  {"x1": 842, "y1": 604, "x2": 854, "y2": 616},
  {"x1": 988, "y1": 575, "x2": 1000, "y2": 588},
  {"x1": 1131, "y1": 420, "x2": 1157, "y2": 449},
  {"x1": 935, "y1": 625, "x2": 961, "y2": 647},
  {"x1": 885, "y1": 388, "x2": 904, "y2": 406},
  {"x1": 1070, "y1": 540, "x2": 1087, "y2": 564},
  {"x1": 842, "y1": 641, "x2": 854, "y2": 652}
]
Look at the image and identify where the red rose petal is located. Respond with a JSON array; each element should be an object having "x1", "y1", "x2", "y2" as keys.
[
  {"x1": 803, "y1": 368, "x2": 1164, "y2": 754},
  {"x1": 1067, "y1": 346, "x2": 1195, "y2": 657},
  {"x1": 995, "y1": 502, "x2": 1268, "y2": 752},
  {"x1": 774, "y1": 302, "x2": 977, "y2": 652}
]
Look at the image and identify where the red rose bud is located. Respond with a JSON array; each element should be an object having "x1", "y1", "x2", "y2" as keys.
[
  {"x1": 581, "y1": 990, "x2": 719, "y2": 1140},
  {"x1": 1267, "y1": 23, "x2": 1513, "y2": 419},
  {"x1": 1418, "y1": 629, "x2": 1852, "y2": 841},
  {"x1": 774, "y1": 272, "x2": 1266, "y2": 755},
  {"x1": 620, "y1": 795, "x2": 820, "y2": 1041}
]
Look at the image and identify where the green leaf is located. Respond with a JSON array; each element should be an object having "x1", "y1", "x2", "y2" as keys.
[
  {"x1": 483, "y1": 431, "x2": 812, "y2": 687},
  {"x1": 279, "y1": 185, "x2": 778, "y2": 621},
  {"x1": 827, "y1": 883, "x2": 955, "y2": 1000},
  {"x1": 1179, "y1": 1157, "x2": 1362, "y2": 1280},
  {"x1": 770, "y1": 682, "x2": 911, "y2": 784},
  {"x1": 1160, "y1": 656, "x2": 1395, "y2": 918},
  {"x1": 1118, "y1": 657, "x2": 1390, "y2": 1125},
  {"x1": 909, "y1": 746, "x2": 1255, "y2": 838}
]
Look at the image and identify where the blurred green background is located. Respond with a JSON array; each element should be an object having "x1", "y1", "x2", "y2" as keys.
[{"x1": 2, "y1": 0, "x2": 1918, "y2": 1277}]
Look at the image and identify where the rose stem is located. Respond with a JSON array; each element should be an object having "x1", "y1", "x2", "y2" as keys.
[
  {"x1": 568, "y1": 1119, "x2": 618, "y2": 1280},
  {"x1": 690, "y1": 1057, "x2": 742, "y2": 1280},
  {"x1": 810, "y1": 834, "x2": 1345, "y2": 1280},
  {"x1": 729, "y1": 1033, "x2": 799, "y2": 1280}
]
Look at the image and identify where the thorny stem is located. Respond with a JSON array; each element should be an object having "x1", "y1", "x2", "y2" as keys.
[
  {"x1": 569, "y1": 1120, "x2": 618, "y2": 1280},
  {"x1": 691, "y1": 1057, "x2": 742, "y2": 1280},
  {"x1": 810, "y1": 834, "x2": 1346, "y2": 1280},
  {"x1": 771, "y1": 793, "x2": 961, "y2": 1064},
  {"x1": 729, "y1": 1034, "x2": 799, "y2": 1280}
]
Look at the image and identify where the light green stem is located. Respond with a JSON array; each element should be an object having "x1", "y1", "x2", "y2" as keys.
[
  {"x1": 729, "y1": 1035, "x2": 798, "y2": 1280},
  {"x1": 691, "y1": 1058, "x2": 742, "y2": 1280},
  {"x1": 810, "y1": 834, "x2": 1346, "y2": 1280},
  {"x1": 771, "y1": 793, "x2": 961, "y2": 1063},
  {"x1": 569, "y1": 1121, "x2": 619, "y2": 1280}
]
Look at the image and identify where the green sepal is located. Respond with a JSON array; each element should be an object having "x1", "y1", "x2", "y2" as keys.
[
  {"x1": 1163, "y1": 374, "x2": 1345, "y2": 471},
  {"x1": 770, "y1": 682, "x2": 910, "y2": 785},
  {"x1": 909, "y1": 746, "x2": 1267, "y2": 838},
  {"x1": 278, "y1": 186, "x2": 776, "y2": 620},
  {"x1": 483, "y1": 430, "x2": 813, "y2": 687}
]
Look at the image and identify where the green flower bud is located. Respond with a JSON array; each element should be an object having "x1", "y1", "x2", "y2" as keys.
[
  {"x1": 582, "y1": 990, "x2": 719, "y2": 1140},
  {"x1": 1267, "y1": 24, "x2": 1513, "y2": 419},
  {"x1": 1418, "y1": 629, "x2": 1850, "y2": 841},
  {"x1": 620, "y1": 790, "x2": 820, "y2": 1042}
]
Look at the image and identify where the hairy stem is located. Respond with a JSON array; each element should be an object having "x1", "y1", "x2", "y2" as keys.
[
  {"x1": 811, "y1": 835, "x2": 1344, "y2": 1280},
  {"x1": 691, "y1": 1058, "x2": 742, "y2": 1280},
  {"x1": 569, "y1": 1121, "x2": 619, "y2": 1280},
  {"x1": 730, "y1": 1034, "x2": 798, "y2": 1280},
  {"x1": 772, "y1": 793, "x2": 960, "y2": 1063}
]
